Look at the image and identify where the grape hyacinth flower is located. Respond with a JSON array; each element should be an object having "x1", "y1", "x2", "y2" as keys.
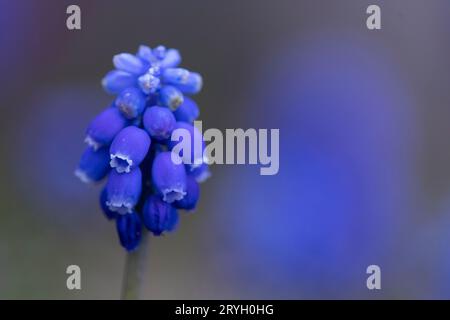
[
  {"x1": 143, "y1": 106, "x2": 176, "y2": 141},
  {"x1": 110, "y1": 126, "x2": 151, "y2": 173},
  {"x1": 142, "y1": 195, "x2": 179, "y2": 236},
  {"x1": 75, "y1": 146, "x2": 110, "y2": 183},
  {"x1": 75, "y1": 44, "x2": 208, "y2": 257}
]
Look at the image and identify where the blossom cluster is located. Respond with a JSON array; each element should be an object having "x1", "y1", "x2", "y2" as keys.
[{"x1": 75, "y1": 45, "x2": 210, "y2": 251}]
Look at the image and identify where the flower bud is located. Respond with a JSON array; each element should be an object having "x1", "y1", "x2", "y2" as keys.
[
  {"x1": 160, "y1": 49, "x2": 181, "y2": 68},
  {"x1": 113, "y1": 53, "x2": 146, "y2": 75},
  {"x1": 116, "y1": 212, "x2": 142, "y2": 251},
  {"x1": 137, "y1": 45, "x2": 153, "y2": 63},
  {"x1": 173, "y1": 96, "x2": 200, "y2": 123},
  {"x1": 159, "y1": 85, "x2": 183, "y2": 110},
  {"x1": 116, "y1": 87, "x2": 146, "y2": 119},
  {"x1": 102, "y1": 70, "x2": 136, "y2": 94},
  {"x1": 175, "y1": 72, "x2": 202, "y2": 95},
  {"x1": 143, "y1": 106, "x2": 176, "y2": 141},
  {"x1": 142, "y1": 194, "x2": 179, "y2": 235}
]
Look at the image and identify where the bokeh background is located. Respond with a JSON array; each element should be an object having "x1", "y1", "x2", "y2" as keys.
[{"x1": 1, "y1": 0, "x2": 450, "y2": 299}]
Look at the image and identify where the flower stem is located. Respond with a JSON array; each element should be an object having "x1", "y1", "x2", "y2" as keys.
[{"x1": 121, "y1": 229, "x2": 150, "y2": 300}]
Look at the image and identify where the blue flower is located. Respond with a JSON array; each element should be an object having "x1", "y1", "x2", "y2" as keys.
[
  {"x1": 115, "y1": 87, "x2": 146, "y2": 119},
  {"x1": 85, "y1": 107, "x2": 129, "y2": 150},
  {"x1": 113, "y1": 53, "x2": 146, "y2": 75},
  {"x1": 110, "y1": 126, "x2": 151, "y2": 173},
  {"x1": 77, "y1": 44, "x2": 209, "y2": 251},
  {"x1": 173, "y1": 96, "x2": 200, "y2": 124},
  {"x1": 116, "y1": 212, "x2": 142, "y2": 251},
  {"x1": 106, "y1": 168, "x2": 142, "y2": 214},
  {"x1": 75, "y1": 146, "x2": 110, "y2": 183},
  {"x1": 159, "y1": 85, "x2": 184, "y2": 110},
  {"x1": 174, "y1": 175, "x2": 199, "y2": 211},
  {"x1": 102, "y1": 70, "x2": 137, "y2": 94},
  {"x1": 142, "y1": 194, "x2": 179, "y2": 236},
  {"x1": 143, "y1": 106, "x2": 176, "y2": 141},
  {"x1": 161, "y1": 68, "x2": 203, "y2": 94},
  {"x1": 152, "y1": 151, "x2": 187, "y2": 203}
]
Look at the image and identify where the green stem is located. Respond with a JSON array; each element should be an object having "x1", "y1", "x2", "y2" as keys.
[{"x1": 121, "y1": 230, "x2": 150, "y2": 300}]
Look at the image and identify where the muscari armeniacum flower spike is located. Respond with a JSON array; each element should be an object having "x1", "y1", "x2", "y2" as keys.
[
  {"x1": 143, "y1": 106, "x2": 176, "y2": 141},
  {"x1": 174, "y1": 175, "x2": 199, "y2": 211},
  {"x1": 142, "y1": 194, "x2": 179, "y2": 236},
  {"x1": 106, "y1": 167, "x2": 142, "y2": 214},
  {"x1": 85, "y1": 107, "x2": 128, "y2": 150},
  {"x1": 75, "y1": 146, "x2": 111, "y2": 183},
  {"x1": 173, "y1": 96, "x2": 200, "y2": 123},
  {"x1": 159, "y1": 85, "x2": 184, "y2": 110},
  {"x1": 116, "y1": 87, "x2": 146, "y2": 119},
  {"x1": 116, "y1": 211, "x2": 142, "y2": 251},
  {"x1": 102, "y1": 70, "x2": 137, "y2": 94},
  {"x1": 78, "y1": 43, "x2": 208, "y2": 255},
  {"x1": 151, "y1": 151, "x2": 187, "y2": 203},
  {"x1": 110, "y1": 126, "x2": 151, "y2": 173}
]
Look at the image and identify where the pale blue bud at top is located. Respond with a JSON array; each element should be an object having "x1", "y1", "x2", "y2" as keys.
[
  {"x1": 174, "y1": 175, "x2": 200, "y2": 211},
  {"x1": 137, "y1": 45, "x2": 153, "y2": 63},
  {"x1": 162, "y1": 68, "x2": 190, "y2": 86},
  {"x1": 85, "y1": 107, "x2": 128, "y2": 149},
  {"x1": 159, "y1": 49, "x2": 181, "y2": 69},
  {"x1": 102, "y1": 70, "x2": 136, "y2": 94},
  {"x1": 143, "y1": 106, "x2": 176, "y2": 141},
  {"x1": 106, "y1": 167, "x2": 142, "y2": 214},
  {"x1": 113, "y1": 53, "x2": 146, "y2": 75},
  {"x1": 159, "y1": 85, "x2": 184, "y2": 110},
  {"x1": 116, "y1": 211, "x2": 142, "y2": 251},
  {"x1": 175, "y1": 72, "x2": 203, "y2": 95},
  {"x1": 142, "y1": 194, "x2": 179, "y2": 236},
  {"x1": 75, "y1": 146, "x2": 110, "y2": 184},
  {"x1": 173, "y1": 96, "x2": 200, "y2": 123},
  {"x1": 110, "y1": 126, "x2": 151, "y2": 173},
  {"x1": 138, "y1": 73, "x2": 160, "y2": 94},
  {"x1": 151, "y1": 151, "x2": 187, "y2": 203},
  {"x1": 153, "y1": 45, "x2": 166, "y2": 60},
  {"x1": 115, "y1": 87, "x2": 146, "y2": 119},
  {"x1": 100, "y1": 187, "x2": 117, "y2": 220}
]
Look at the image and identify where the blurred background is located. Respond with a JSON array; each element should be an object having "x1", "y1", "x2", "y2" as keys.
[{"x1": 0, "y1": 0, "x2": 450, "y2": 299}]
